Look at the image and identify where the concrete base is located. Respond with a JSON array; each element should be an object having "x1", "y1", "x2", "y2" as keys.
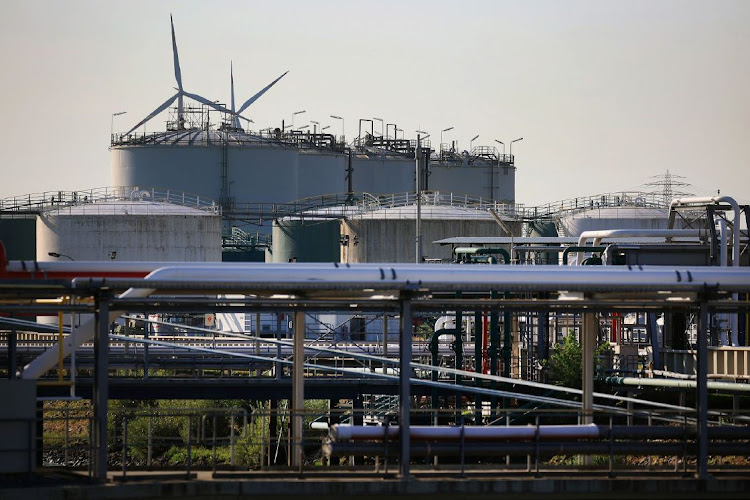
[{"x1": 2, "y1": 475, "x2": 750, "y2": 500}]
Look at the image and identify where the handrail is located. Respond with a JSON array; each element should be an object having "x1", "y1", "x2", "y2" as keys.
[{"x1": 0, "y1": 186, "x2": 220, "y2": 214}]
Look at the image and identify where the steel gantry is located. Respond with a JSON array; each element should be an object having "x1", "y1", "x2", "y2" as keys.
[{"x1": 2, "y1": 261, "x2": 750, "y2": 479}]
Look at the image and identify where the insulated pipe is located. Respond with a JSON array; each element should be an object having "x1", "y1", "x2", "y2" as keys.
[
  {"x1": 576, "y1": 229, "x2": 707, "y2": 266},
  {"x1": 330, "y1": 423, "x2": 600, "y2": 442},
  {"x1": 604, "y1": 376, "x2": 750, "y2": 393},
  {"x1": 72, "y1": 264, "x2": 750, "y2": 293},
  {"x1": 673, "y1": 196, "x2": 742, "y2": 344},
  {"x1": 21, "y1": 263, "x2": 750, "y2": 379},
  {"x1": 671, "y1": 196, "x2": 741, "y2": 268}
]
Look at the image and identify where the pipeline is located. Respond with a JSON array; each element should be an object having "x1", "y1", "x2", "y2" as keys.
[
  {"x1": 603, "y1": 376, "x2": 750, "y2": 393},
  {"x1": 18, "y1": 262, "x2": 750, "y2": 379},
  {"x1": 324, "y1": 423, "x2": 750, "y2": 458}
]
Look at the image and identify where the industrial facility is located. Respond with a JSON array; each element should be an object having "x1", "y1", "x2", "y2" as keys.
[{"x1": 1, "y1": 15, "x2": 749, "y2": 499}]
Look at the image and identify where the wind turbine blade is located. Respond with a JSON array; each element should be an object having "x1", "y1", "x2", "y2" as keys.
[
  {"x1": 183, "y1": 91, "x2": 233, "y2": 115},
  {"x1": 230, "y1": 61, "x2": 236, "y2": 114},
  {"x1": 236, "y1": 70, "x2": 289, "y2": 115},
  {"x1": 171, "y1": 15, "x2": 183, "y2": 91},
  {"x1": 124, "y1": 93, "x2": 179, "y2": 135},
  {"x1": 231, "y1": 62, "x2": 242, "y2": 129}
]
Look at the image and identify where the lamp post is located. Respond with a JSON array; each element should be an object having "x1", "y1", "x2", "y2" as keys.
[
  {"x1": 330, "y1": 115, "x2": 344, "y2": 141},
  {"x1": 494, "y1": 139, "x2": 505, "y2": 157},
  {"x1": 291, "y1": 110, "x2": 306, "y2": 129},
  {"x1": 321, "y1": 125, "x2": 330, "y2": 132},
  {"x1": 111, "y1": 111, "x2": 127, "y2": 138},
  {"x1": 510, "y1": 137, "x2": 523, "y2": 158},
  {"x1": 310, "y1": 120, "x2": 319, "y2": 134},
  {"x1": 359, "y1": 119, "x2": 373, "y2": 145},
  {"x1": 441, "y1": 127, "x2": 454, "y2": 152},
  {"x1": 48, "y1": 252, "x2": 74, "y2": 261},
  {"x1": 386, "y1": 123, "x2": 396, "y2": 140},
  {"x1": 470, "y1": 134, "x2": 479, "y2": 151},
  {"x1": 373, "y1": 117, "x2": 383, "y2": 137}
]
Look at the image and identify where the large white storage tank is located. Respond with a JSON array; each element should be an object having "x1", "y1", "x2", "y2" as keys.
[
  {"x1": 554, "y1": 194, "x2": 678, "y2": 238},
  {"x1": 36, "y1": 200, "x2": 221, "y2": 262},
  {"x1": 341, "y1": 195, "x2": 522, "y2": 263}
]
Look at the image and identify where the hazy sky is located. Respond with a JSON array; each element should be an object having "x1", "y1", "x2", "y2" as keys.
[{"x1": 1, "y1": 0, "x2": 748, "y2": 206}]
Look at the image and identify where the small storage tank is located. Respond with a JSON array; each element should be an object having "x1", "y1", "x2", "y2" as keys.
[
  {"x1": 270, "y1": 218, "x2": 340, "y2": 263},
  {"x1": 37, "y1": 200, "x2": 221, "y2": 262},
  {"x1": 557, "y1": 206, "x2": 672, "y2": 238},
  {"x1": 0, "y1": 215, "x2": 36, "y2": 260},
  {"x1": 341, "y1": 196, "x2": 521, "y2": 263}
]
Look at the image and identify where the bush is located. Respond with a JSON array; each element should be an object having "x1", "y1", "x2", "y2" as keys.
[{"x1": 547, "y1": 334, "x2": 583, "y2": 388}]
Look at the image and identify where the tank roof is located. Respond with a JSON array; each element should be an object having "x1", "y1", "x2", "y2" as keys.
[{"x1": 41, "y1": 200, "x2": 219, "y2": 217}]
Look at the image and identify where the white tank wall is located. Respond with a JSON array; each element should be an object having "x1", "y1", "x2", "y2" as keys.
[
  {"x1": 36, "y1": 212, "x2": 221, "y2": 261},
  {"x1": 556, "y1": 207, "x2": 672, "y2": 238},
  {"x1": 341, "y1": 218, "x2": 521, "y2": 263}
]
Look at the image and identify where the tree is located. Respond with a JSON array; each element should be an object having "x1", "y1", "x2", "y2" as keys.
[{"x1": 547, "y1": 333, "x2": 583, "y2": 389}]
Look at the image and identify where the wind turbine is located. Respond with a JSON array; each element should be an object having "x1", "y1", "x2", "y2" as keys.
[
  {"x1": 125, "y1": 16, "x2": 234, "y2": 135},
  {"x1": 229, "y1": 62, "x2": 289, "y2": 131}
]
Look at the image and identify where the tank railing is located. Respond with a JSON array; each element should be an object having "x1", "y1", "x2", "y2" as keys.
[
  {"x1": 3, "y1": 188, "x2": 670, "y2": 221},
  {"x1": 113, "y1": 128, "x2": 349, "y2": 152},
  {"x1": 528, "y1": 191, "x2": 668, "y2": 219},
  {"x1": 0, "y1": 186, "x2": 220, "y2": 214}
]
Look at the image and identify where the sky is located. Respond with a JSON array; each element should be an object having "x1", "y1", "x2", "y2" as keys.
[{"x1": 0, "y1": 0, "x2": 748, "y2": 206}]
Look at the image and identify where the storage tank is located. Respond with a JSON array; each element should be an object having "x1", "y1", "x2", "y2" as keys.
[
  {"x1": 557, "y1": 206, "x2": 673, "y2": 238},
  {"x1": 270, "y1": 218, "x2": 340, "y2": 263},
  {"x1": 111, "y1": 131, "x2": 517, "y2": 207},
  {"x1": 341, "y1": 195, "x2": 521, "y2": 263},
  {"x1": 36, "y1": 199, "x2": 221, "y2": 262},
  {"x1": 0, "y1": 215, "x2": 36, "y2": 260}
]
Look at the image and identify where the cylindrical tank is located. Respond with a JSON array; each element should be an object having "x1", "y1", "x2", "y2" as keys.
[
  {"x1": 36, "y1": 201, "x2": 221, "y2": 262},
  {"x1": 111, "y1": 131, "x2": 516, "y2": 205},
  {"x1": 556, "y1": 207, "x2": 673, "y2": 238},
  {"x1": 0, "y1": 215, "x2": 36, "y2": 260},
  {"x1": 270, "y1": 218, "x2": 340, "y2": 263},
  {"x1": 430, "y1": 161, "x2": 516, "y2": 203},
  {"x1": 341, "y1": 205, "x2": 521, "y2": 263}
]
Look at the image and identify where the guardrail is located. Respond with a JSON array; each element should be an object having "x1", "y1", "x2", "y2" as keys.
[{"x1": 0, "y1": 186, "x2": 220, "y2": 214}]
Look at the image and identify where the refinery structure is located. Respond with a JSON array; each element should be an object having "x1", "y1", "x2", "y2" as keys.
[{"x1": 1, "y1": 16, "x2": 750, "y2": 497}]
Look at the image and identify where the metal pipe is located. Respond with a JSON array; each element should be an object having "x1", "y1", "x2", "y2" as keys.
[
  {"x1": 671, "y1": 195, "x2": 741, "y2": 267},
  {"x1": 577, "y1": 229, "x2": 707, "y2": 266},
  {"x1": 562, "y1": 246, "x2": 607, "y2": 266},
  {"x1": 331, "y1": 423, "x2": 600, "y2": 442},
  {"x1": 21, "y1": 262, "x2": 750, "y2": 379},
  {"x1": 604, "y1": 376, "x2": 750, "y2": 392}
]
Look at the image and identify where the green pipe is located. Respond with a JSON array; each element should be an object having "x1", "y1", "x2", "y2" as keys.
[{"x1": 562, "y1": 245, "x2": 607, "y2": 265}]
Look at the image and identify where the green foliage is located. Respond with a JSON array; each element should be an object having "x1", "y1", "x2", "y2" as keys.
[
  {"x1": 547, "y1": 334, "x2": 582, "y2": 388},
  {"x1": 415, "y1": 316, "x2": 437, "y2": 340}
]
